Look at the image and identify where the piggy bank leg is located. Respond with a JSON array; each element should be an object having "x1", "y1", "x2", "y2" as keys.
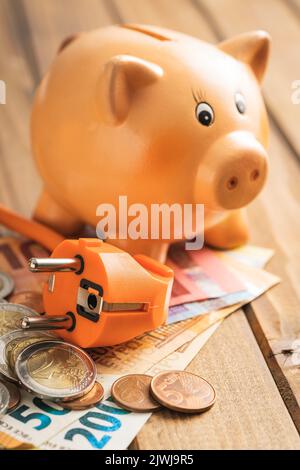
[
  {"x1": 204, "y1": 209, "x2": 249, "y2": 249},
  {"x1": 33, "y1": 189, "x2": 83, "y2": 235},
  {"x1": 111, "y1": 238, "x2": 169, "y2": 263}
]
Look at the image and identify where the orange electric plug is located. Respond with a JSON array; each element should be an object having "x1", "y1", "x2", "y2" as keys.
[{"x1": 24, "y1": 238, "x2": 174, "y2": 348}]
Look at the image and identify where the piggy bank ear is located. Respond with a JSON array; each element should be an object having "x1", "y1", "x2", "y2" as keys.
[
  {"x1": 219, "y1": 31, "x2": 271, "y2": 83},
  {"x1": 96, "y1": 55, "x2": 164, "y2": 125}
]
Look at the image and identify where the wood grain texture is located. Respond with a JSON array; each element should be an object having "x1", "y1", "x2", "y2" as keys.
[
  {"x1": 22, "y1": 0, "x2": 115, "y2": 75},
  {"x1": 245, "y1": 122, "x2": 300, "y2": 429},
  {"x1": 0, "y1": 0, "x2": 41, "y2": 215},
  {"x1": 0, "y1": 0, "x2": 299, "y2": 449}
]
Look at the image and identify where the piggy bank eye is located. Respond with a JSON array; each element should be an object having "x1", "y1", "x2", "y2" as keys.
[
  {"x1": 235, "y1": 93, "x2": 246, "y2": 114},
  {"x1": 195, "y1": 102, "x2": 214, "y2": 126}
]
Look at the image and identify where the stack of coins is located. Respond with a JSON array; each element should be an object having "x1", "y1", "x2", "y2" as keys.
[
  {"x1": 0, "y1": 291, "x2": 104, "y2": 411},
  {"x1": 111, "y1": 371, "x2": 216, "y2": 414},
  {"x1": 0, "y1": 272, "x2": 37, "y2": 414}
]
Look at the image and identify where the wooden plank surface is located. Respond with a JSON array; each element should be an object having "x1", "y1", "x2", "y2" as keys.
[
  {"x1": 0, "y1": 0, "x2": 299, "y2": 449},
  {"x1": 0, "y1": 0, "x2": 41, "y2": 216},
  {"x1": 22, "y1": 0, "x2": 114, "y2": 75}
]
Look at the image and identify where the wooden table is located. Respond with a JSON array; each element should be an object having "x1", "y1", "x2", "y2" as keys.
[{"x1": 1, "y1": 0, "x2": 300, "y2": 450}]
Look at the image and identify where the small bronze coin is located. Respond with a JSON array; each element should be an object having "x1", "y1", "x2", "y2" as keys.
[
  {"x1": 58, "y1": 382, "x2": 104, "y2": 410},
  {"x1": 1, "y1": 380, "x2": 21, "y2": 412},
  {"x1": 9, "y1": 291, "x2": 44, "y2": 314},
  {"x1": 111, "y1": 374, "x2": 161, "y2": 412},
  {"x1": 150, "y1": 370, "x2": 216, "y2": 413}
]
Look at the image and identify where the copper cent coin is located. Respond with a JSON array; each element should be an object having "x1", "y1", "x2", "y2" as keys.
[
  {"x1": 59, "y1": 382, "x2": 104, "y2": 410},
  {"x1": 111, "y1": 374, "x2": 161, "y2": 412},
  {"x1": 150, "y1": 370, "x2": 216, "y2": 413},
  {"x1": 1, "y1": 380, "x2": 21, "y2": 412},
  {"x1": 9, "y1": 291, "x2": 44, "y2": 315}
]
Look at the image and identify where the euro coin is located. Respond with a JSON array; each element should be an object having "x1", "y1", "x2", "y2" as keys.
[
  {"x1": 111, "y1": 374, "x2": 161, "y2": 412},
  {"x1": 0, "y1": 272, "x2": 14, "y2": 299},
  {"x1": 7, "y1": 331, "x2": 55, "y2": 375},
  {"x1": 1, "y1": 380, "x2": 20, "y2": 412},
  {"x1": 0, "y1": 330, "x2": 52, "y2": 382},
  {"x1": 0, "y1": 303, "x2": 37, "y2": 337},
  {"x1": 0, "y1": 381, "x2": 9, "y2": 416},
  {"x1": 59, "y1": 381, "x2": 104, "y2": 410},
  {"x1": 9, "y1": 291, "x2": 44, "y2": 315},
  {"x1": 15, "y1": 340, "x2": 96, "y2": 401},
  {"x1": 150, "y1": 370, "x2": 216, "y2": 413}
]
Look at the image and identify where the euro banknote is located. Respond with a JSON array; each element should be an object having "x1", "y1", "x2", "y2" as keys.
[
  {"x1": 168, "y1": 248, "x2": 279, "y2": 324},
  {"x1": 216, "y1": 244, "x2": 274, "y2": 269},
  {"x1": 167, "y1": 245, "x2": 246, "y2": 306}
]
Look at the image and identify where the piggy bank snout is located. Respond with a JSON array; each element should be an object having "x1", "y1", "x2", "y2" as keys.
[{"x1": 196, "y1": 132, "x2": 268, "y2": 211}]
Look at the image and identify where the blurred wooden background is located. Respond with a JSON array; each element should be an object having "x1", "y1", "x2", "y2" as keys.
[{"x1": 0, "y1": 0, "x2": 300, "y2": 449}]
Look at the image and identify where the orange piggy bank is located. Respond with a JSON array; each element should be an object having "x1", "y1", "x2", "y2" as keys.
[{"x1": 31, "y1": 24, "x2": 270, "y2": 262}]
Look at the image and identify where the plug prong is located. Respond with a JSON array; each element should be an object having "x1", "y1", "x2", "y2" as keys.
[
  {"x1": 29, "y1": 257, "x2": 82, "y2": 273},
  {"x1": 21, "y1": 315, "x2": 74, "y2": 331}
]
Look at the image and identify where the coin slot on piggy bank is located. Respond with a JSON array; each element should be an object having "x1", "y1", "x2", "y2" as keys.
[{"x1": 22, "y1": 238, "x2": 174, "y2": 348}]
